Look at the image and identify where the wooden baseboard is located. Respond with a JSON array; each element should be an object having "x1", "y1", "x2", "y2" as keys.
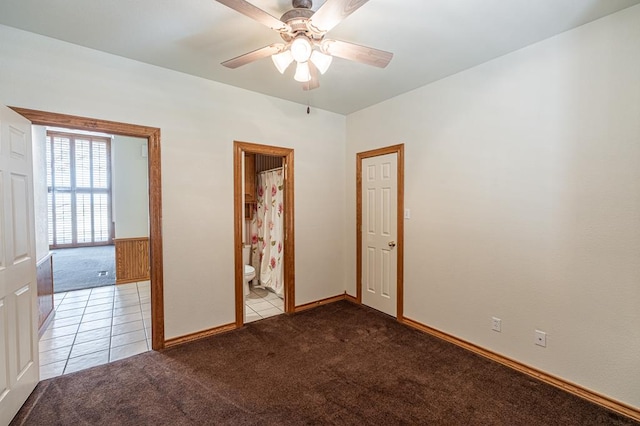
[
  {"x1": 294, "y1": 294, "x2": 348, "y2": 313},
  {"x1": 344, "y1": 294, "x2": 358, "y2": 304},
  {"x1": 401, "y1": 317, "x2": 640, "y2": 422},
  {"x1": 164, "y1": 323, "x2": 236, "y2": 348},
  {"x1": 164, "y1": 294, "x2": 351, "y2": 349}
]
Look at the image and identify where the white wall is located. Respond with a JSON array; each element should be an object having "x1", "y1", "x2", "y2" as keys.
[
  {"x1": 0, "y1": 24, "x2": 346, "y2": 339},
  {"x1": 31, "y1": 125, "x2": 49, "y2": 261},
  {"x1": 111, "y1": 135, "x2": 149, "y2": 239},
  {"x1": 346, "y1": 5, "x2": 640, "y2": 408}
]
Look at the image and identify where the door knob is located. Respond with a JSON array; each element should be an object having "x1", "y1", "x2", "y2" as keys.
[{"x1": 388, "y1": 241, "x2": 396, "y2": 248}]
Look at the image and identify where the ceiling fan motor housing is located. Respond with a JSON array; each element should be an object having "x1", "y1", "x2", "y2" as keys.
[
  {"x1": 280, "y1": 4, "x2": 323, "y2": 44},
  {"x1": 292, "y1": 0, "x2": 312, "y2": 9}
]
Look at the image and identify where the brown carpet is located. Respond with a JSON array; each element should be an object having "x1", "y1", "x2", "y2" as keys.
[{"x1": 11, "y1": 301, "x2": 638, "y2": 425}]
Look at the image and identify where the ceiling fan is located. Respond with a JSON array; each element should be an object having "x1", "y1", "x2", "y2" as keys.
[{"x1": 215, "y1": 0, "x2": 393, "y2": 90}]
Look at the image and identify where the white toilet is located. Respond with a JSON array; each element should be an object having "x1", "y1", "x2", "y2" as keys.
[{"x1": 242, "y1": 245, "x2": 256, "y2": 297}]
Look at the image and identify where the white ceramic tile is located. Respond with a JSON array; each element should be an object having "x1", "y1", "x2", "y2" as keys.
[
  {"x1": 40, "y1": 334, "x2": 76, "y2": 352},
  {"x1": 81, "y1": 310, "x2": 113, "y2": 323},
  {"x1": 84, "y1": 302, "x2": 114, "y2": 313},
  {"x1": 259, "y1": 308, "x2": 283, "y2": 318},
  {"x1": 48, "y1": 315, "x2": 82, "y2": 329},
  {"x1": 64, "y1": 350, "x2": 109, "y2": 374},
  {"x1": 113, "y1": 305, "x2": 140, "y2": 317},
  {"x1": 114, "y1": 299, "x2": 140, "y2": 309},
  {"x1": 111, "y1": 329, "x2": 146, "y2": 348},
  {"x1": 137, "y1": 280, "x2": 150, "y2": 287},
  {"x1": 54, "y1": 308, "x2": 86, "y2": 319},
  {"x1": 142, "y1": 318, "x2": 153, "y2": 332},
  {"x1": 111, "y1": 320, "x2": 144, "y2": 336},
  {"x1": 56, "y1": 300, "x2": 88, "y2": 311},
  {"x1": 40, "y1": 359, "x2": 66, "y2": 380},
  {"x1": 245, "y1": 304, "x2": 256, "y2": 314},
  {"x1": 53, "y1": 292, "x2": 67, "y2": 301},
  {"x1": 112, "y1": 312, "x2": 142, "y2": 325},
  {"x1": 114, "y1": 285, "x2": 137, "y2": 294},
  {"x1": 42, "y1": 323, "x2": 79, "y2": 340},
  {"x1": 245, "y1": 313, "x2": 262, "y2": 323},
  {"x1": 86, "y1": 296, "x2": 114, "y2": 306},
  {"x1": 268, "y1": 298, "x2": 284, "y2": 308},
  {"x1": 74, "y1": 326, "x2": 112, "y2": 344},
  {"x1": 263, "y1": 292, "x2": 281, "y2": 301},
  {"x1": 40, "y1": 345, "x2": 72, "y2": 365},
  {"x1": 67, "y1": 288, "x2": 92, "y2": 297},
  {"x1": 59, "y1": 295, "x2": 90, "y2": 304},
  {"x1": 70, "y1": 337, "x2": 110, "y2": 358},
  {"x1": 91, "y1": 285, "x2": 115, "y2": 294},
  {"x1": 251, "y1": 301, "x2": 277, "y2": 312},
  {"x1": 78, "y1": 318, "x2": 112, "y2": 332},
  {"x1": 109, "y1": 340, "x2": 148, "y2": 362}
]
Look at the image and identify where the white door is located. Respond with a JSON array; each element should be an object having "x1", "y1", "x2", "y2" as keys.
[
  {"x1": 0, "y1": 105, "x2": 38, "y2": 425},
  {"x1": 361, "y1": 153, "x2": 397, "y2": 316}
]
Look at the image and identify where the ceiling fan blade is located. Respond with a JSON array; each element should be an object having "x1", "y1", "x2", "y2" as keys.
[
  {"x1": 214, "y1": 0, "x2": 290, "y2": 32},
  {"x1": 303, "y1": 62, "x2": 320, "y2": 91},
  {"x1": 308, "y1": 0, "x2": 369, "y2": 34},
  {"x1": 322, "y1": 39, "x2": 393, "y2": 68},
  {"x1": 221, "y1": 44, "x2": 285, "y2": 69}
]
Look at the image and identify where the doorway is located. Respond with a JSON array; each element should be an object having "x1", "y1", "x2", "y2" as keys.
[
  {"x1": 11, "y1": 107, "x2": 165, "y2": 351},
  {"x1": 233, "y1": 141, "x2": 294, "y2": 326},
  {"x1": 356, "y1": 144, "x2": 405, "y2": 319}
]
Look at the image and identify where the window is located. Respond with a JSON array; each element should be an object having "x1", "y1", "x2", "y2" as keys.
[{"x1": 47, "y1": 131, "x2": 112, "y2": 247}]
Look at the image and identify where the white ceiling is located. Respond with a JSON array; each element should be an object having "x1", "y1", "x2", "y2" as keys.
[{"x1": 1, "y1": 0, "x2": 638, "y2": 114}]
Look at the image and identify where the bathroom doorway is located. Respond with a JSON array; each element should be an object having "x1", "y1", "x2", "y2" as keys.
[{"x1": 233, "y1": 141, "x2": 294, "y2": 326}]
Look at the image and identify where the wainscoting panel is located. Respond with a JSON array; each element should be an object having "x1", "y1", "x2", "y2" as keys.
[
  {"x1": 114, "y1": 237, "x2": 150, "y2": 284},
  {"x1": 37, "y1": 253, "x2": 54, "y2": 336}
]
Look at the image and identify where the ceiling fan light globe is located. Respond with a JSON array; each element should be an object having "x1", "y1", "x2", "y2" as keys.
[
  {"x1": 310, "y1": 50, "x2": 333, "y2": 74},
  {"x1": 294, "y1": 61, "x2": 311, "y2": 82},
  {"x1": 291, "y1": 37, "x2": 312, "y2": 63},
  {"x1": 271, "y1": 50, "x2": 294, "y2": 74}
]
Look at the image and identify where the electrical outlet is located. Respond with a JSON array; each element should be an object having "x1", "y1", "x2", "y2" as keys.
[
  {"x1": 491, "y1": 317, "x2": 502, "y2": 332},
  {"x1": 535, "y1": 330, "x2": 547, "y2": 347}
]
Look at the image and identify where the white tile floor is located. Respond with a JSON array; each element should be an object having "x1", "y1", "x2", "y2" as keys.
[
  {"x1": 41, "y1": 281, "x2": 279, "y2": 379},
  {"x1": 245, "y1": 285, "x2": 284, "y2": 323},
  {"x1": 39, "y1": 281, "x2": 151, "y2": 380}
]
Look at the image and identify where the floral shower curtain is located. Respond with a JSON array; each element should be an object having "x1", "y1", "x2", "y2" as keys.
[{"x1": 249, "y1": 168, "x2": 284, "y2": 296}]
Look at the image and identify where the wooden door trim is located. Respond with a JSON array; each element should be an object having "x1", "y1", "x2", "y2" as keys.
[
  {"x1": 233, "y1": 141, "x2": 295, "y2": 326},
  {"x1": 10, "y1": 107, "x2": 165, "y2": 350},
  {"x1": 356, "y1": 144, "x2": 405, "y2": 320}
]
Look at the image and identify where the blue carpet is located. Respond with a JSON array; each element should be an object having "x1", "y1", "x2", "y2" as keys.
[{"x1": 53, "y1": 246, "x2": 116, "y2": 293}]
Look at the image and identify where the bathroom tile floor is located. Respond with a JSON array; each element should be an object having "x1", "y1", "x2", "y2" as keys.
[
  {"x1": 245, "y1": 285, "x2": 284, "y2": 323},
  {"x1": 39, "y1": 281, "x2": 151, "y2": 380}
]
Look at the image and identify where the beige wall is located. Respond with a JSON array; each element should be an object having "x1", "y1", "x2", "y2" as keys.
[
  {"x1": 111, "y1": 135, "x2": 149, "y2": 239},
  {"x1": 345, "y1": 5, "x2": 640, "y2": 408},
  {"x1": 31, "y1": 125, "x2": 49, "y2": 261},
  {"x1": 2, "y1": 3, "x2": 639, "y2": 411},
  {"x1": 0, "y1": 24, "x2": 347, "y2": 339}
]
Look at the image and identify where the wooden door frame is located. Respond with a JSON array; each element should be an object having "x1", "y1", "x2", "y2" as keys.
[
  {"x1": 356, "y1": 144, "x2": 405, "y2": 320},
  {"x1": 10, "y1": 107, "x2": 165, "y2": 350},
  {"x1": 233, "y1": 141, "x2": 294, "y2": 326}
]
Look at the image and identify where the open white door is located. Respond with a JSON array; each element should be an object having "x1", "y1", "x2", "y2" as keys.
[
  {"x1": 361, "y1": 152, "x2": 398, "y2": 317},
  {"x1": 0, "y1": 105, "x2": 38, "y2": 424}
]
